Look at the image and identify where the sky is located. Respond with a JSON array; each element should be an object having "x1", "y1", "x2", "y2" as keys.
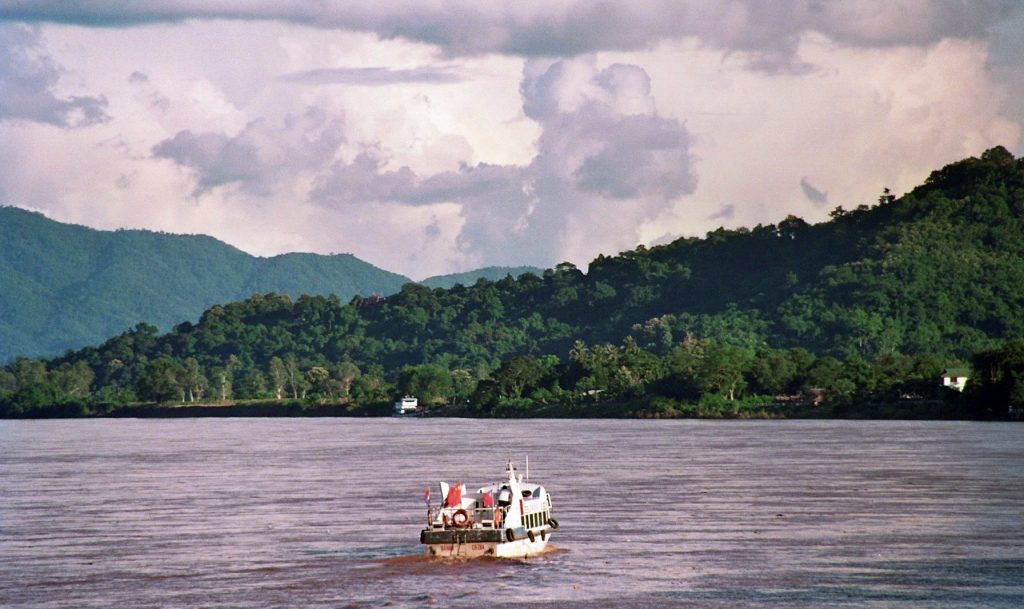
[{"x1": 1, "y1": 1, "x2": 1022, "y2": 279}]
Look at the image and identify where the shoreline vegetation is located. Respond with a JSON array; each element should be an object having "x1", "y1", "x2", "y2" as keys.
[
  {"x1": 4, "y1": 148, "x2": 1024, "y2": 421},
  {"x1": 0, "y1": 390, "x2": 1013, "y2": 421},
  {"x1": 4, "y1": 335, "x2": 1022, "y2": 420}
]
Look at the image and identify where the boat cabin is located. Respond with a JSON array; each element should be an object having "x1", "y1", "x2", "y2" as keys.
[{"x1": 394, "y1": 395, "x2": 418, "y2": 415}]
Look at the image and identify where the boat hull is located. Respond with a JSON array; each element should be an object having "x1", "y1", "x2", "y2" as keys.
[
  {"x1": 421, "y1": 526, "x2": 552, "y2": 558},
  {"x1": 425, "y1": 536, "x2": 550, "y2": 558}
]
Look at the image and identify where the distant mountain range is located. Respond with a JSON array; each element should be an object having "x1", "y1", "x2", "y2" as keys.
[{"x1": 0, "y1": 207, "x2": 539, "y2": 362}]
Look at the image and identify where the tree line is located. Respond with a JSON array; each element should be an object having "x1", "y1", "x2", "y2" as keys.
[
  {"x1": 2, "y1": 326, "x2": 1022, "y2": 419},
  {"x1": 3, "y1": 147, "x2": 1024, "y2": 418}
]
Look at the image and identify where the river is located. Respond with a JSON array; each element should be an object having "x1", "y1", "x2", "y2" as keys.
[{"x1": 1, "y1": 419, "x2": 1021, "y2": 608}]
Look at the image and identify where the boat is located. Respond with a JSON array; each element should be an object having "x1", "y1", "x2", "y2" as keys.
[
  {"x1": 393, "y1": 395, "x2": 419, "y2": 416},
  {"x1": 420, "y1": 460, "x2": 559, "y2": 558}
]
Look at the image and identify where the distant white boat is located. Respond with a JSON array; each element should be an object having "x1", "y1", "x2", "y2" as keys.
[
  {"x1": 420, "y1": 460, "x2": 558, "y2": 558},
  {"x1": 393, "y1": 395, "x2": 419, "y2": 416}
]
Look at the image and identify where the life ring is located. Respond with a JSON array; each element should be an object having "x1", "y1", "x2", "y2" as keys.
[
  {"x1": 452, "y1": 509, "x2": 471, "y2": 528},
  {"x1": 494, "y1": 507, "x2": 502, "y2": 527},
  {"x1": 547, "y1": 517, "x2": 559, "y2": 530},
  {"x1": 527, "y1": 530, "x2": 536, "y2": 543},
  {"x1": 505, "y1": 528, "x2": 515, "y2": 542}
]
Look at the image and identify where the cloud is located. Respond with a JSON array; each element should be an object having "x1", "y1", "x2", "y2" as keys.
[
  {"x1": 311, "y1": 150, "x2": 417, "y2": 205},
  {"x1": 153, "y1": 108, "x2": 344, "y2": 196},
  {"x1": 2, "y1": 4, "x2": 1021, "y2": 279},
  {"x1": 279, "y1": 65, "x2": 462, "y2": 86},
  {"x1": 708, "y1": 204, "x2": 735, "y2": 221},
  {"x1": 0, "y1": 24, "x2": 109, "y2": 127},
  {"x1": 799, "y1": 177, "x2": 828, "y2": 206},
  {"x1": 4, "y1": 1, "x2": 1020, "y2": 68},
  {"x1": 301, "y1": 57, "x2": 696, "y2": 268}
]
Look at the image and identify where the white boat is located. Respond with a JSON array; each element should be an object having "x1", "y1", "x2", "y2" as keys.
[
  {"x1": 394, "y1": 396, "x2": 419, "y2": 415},
  {"x1": 420, "y1": 461, "x2": 558, "y2": 558}
]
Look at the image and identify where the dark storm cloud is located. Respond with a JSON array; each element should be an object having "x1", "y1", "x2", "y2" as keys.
[
  {"x1": 279, "y1": 66, "x2": 462, "y2": 86},
  {"x1": 0, "y1": 24, "x2": 109, "y2": 127},
  {"x1": 799, "y1": 177, "x2": 828, "y2": 206},
  {"x1": 4, "y1": 1, "x2": 1019, "y2": 66}
]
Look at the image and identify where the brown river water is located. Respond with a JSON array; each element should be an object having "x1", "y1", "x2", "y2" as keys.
[{"x1": 1, "y1": 419, "x2": 1022, "y2": 608}]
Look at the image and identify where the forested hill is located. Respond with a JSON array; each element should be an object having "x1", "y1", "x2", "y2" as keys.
[
  {"x1": 5, "y1": 147, "x2": 1024, "y2": 417},
  {"x1": 0, "y1": 207, "x2": 410, "y2": 361},
  {"x1": 419, "y1": 266, "x2": 543, "y2": 289}
]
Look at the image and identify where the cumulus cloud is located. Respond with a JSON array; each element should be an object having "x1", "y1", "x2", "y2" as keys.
[
  {"x1": 306, "y1": 58, "x2": 695, "y2": 268},
  {"x1": 311, "y1": 150, "x2": 417, "y2": 206},
  {"x1": 0, "y1": 24, "x2": 108, "y2": 127},
  {"x1": 153, "y1": 108, "x2": 344, "y2": 196},
  {"x1": 2, "y1": 2, "x2": 1022, "y2": 279}
]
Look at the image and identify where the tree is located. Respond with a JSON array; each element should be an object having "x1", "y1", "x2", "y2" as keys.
[
  {"x1": 269, "y1": 357, "x2": 287, "y2": 400},
  {"x1": 283, "y1": 353, "x2": 306, "y2": 399},
  {"x1": 491, "y1": 356, "x2": 546, "y2": 400},
  {"x1": 305, "y1": 366, "x2": 330, "y2": 396},
  {"x1": 397, "y1": 364, "x2": 452, "y2": 405},
  {"x1": 137, "y1": 358, "x2": 186, "y2": 402},
  {"x1": 0, "y1": 369, "x2": 16, "y2": 395},
  {"x1": 182, "y1": 357, "x2": 207, "y2": 402},
  {"x1": 14, "y1": 359, "x2": 47, "y2": 391},
  {"x1": 969, "y1": 340, "x2": 1024, "y2": 418},
  {"x1": 212, "y1": 354, "x2": 241, "y2": 401},
  {"x1": 449, "y1": 369, "x2": 477, "y2": 404},
  {"x1": 350, "y1": 365, "x2": 390, "y2": 404},
  {"x1": 50, "y1": 361, "x2": 95, "y2": 398},
  {"x1": 333, "y1": 360, "x2": 360, "y2": 396},
  {"x1": 210, "y1": 367, "x2": 232, "y2": 401},
  {"x1": 698, "y1": 343, "x2": 751, "y2": 401},
  {"x1": 749, "y1": 348, "x2": 799, "y2": 395},
  {"x1": 236, "y1": 369, "x2": 267, "y2": 399}
]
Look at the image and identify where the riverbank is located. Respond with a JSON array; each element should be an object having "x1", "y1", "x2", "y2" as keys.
[{"x1": 1, "y1": 395, "x2": 1013, "y2": 421}]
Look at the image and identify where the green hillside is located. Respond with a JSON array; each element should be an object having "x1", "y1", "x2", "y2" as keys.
[
  {"x1": 419, "y1": 266, "x2": 544, "y2": 289},
  {"x1": 4, "y1": 147, "x2": 1024, "y2": 418},
  {"x1": 0, "y1": 208, "x2": 411, "y2": 362}
]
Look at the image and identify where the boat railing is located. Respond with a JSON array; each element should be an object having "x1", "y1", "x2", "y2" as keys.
[{"x1": 428, "y1": 505, "x2": 505, "y2": 529}]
